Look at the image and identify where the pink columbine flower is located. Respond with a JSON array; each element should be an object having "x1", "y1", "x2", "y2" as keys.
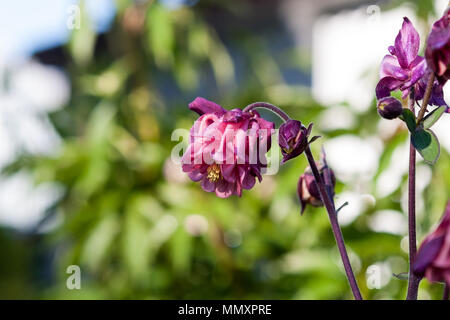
[
  {"x1": 413, "y1": 200, "x2": 450, "y2": 286},
  {"x1": 181, "y1": 97, "x2": 274, "y2": 198}
]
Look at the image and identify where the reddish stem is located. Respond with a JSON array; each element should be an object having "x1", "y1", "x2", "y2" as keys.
[{"x1": 305, "y1": 146, "x2": 363, "y2": 300}]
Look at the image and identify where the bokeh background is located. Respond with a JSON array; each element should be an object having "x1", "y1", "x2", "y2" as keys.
[{"x1": 0, "y1": 0, "x2": 449, "y2": 299}]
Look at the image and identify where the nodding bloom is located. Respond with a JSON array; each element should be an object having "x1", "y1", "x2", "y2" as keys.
[
  {"x1": 181, "y1": 97, "x2": 275, "y2": 198},
  {"x1": 426, "y1": 7, "x2": 450, "y2": 83},
  {"x1": 297, "y1": 157, "x2": 336, "y2": 214},
  {"x1": 376, "y1": 17, "x2": 426, "y2": 100},
  {"x1": 413, "y1": 200, "x2": 450, "y2": 286},
  {"x1": 278, "y1": 120, "x2": 309, "y2": 163}
]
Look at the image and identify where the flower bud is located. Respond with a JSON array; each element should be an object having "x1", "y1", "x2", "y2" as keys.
[
  {"x1": 297, "y1": 163, "x2": 336, "y2": 214},
  {"x1": 377, "y1": 97, "x2": 403, "y2": 119},
  {"x1": 278, "y1": 120, "x2": 309, "y2": 163}
]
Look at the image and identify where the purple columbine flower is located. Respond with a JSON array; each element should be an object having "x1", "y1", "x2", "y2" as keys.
[
  {"x1": 413, "y1": 200, "x2": 450, "y2": 287},
  {"x1": 426, "y1": 7, "x2": 450, "y2": 83},
  {"x1": 278, "y1": 120, "x2": 309, "y2": 163},
  {"x1": 376, "y1": 17, "x2": 426, "y2": 100},
  {"x1": 377, "y1": 96, "x2": 403, "y2": 119},
  {"x1": 376, "y1": 17, "x2": 447, "y2": 111}
]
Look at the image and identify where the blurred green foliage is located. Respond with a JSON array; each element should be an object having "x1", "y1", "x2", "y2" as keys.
[{"x1": 0, "y1": 0, "x2": 448, "y2": 300}]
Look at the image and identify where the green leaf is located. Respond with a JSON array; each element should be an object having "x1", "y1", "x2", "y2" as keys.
[
  {"x1": 401, "y1": 109, "x2": 416, "y2": 132},
  {"x1": 411, "y1": 128, "x2": 440, "y2": 165},
  {"x1": 422, "y1": 106, "x2": 446, "y2": 129}
]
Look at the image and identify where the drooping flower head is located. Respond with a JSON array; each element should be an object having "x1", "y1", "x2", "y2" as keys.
[
  {"x1": 278, "y1": 120, "x2": 310, "y2": 163},
  {"x1": 426, "y1": 7, "x2": 450, "y2": 82},
  {"x1": 413, "y1": 200, "x2": 450, "y2": 286},
  {"x1": 297, "y1": 154, "x2": 336, "y2": 214},
  {"x1": 181, "y1": 97, "x2": 275, "y2": 198}
]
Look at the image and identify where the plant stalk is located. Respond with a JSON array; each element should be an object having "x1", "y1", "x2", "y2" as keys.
[
  {"x1": 416, "y1": 72, "x2": 435, "y2": 124},
  {"x1": 406, "y1": 90, "x2": 419, "y2": 300},
  {"x1": 305, "y1": 146, "x2": 363, "y2": 300}
]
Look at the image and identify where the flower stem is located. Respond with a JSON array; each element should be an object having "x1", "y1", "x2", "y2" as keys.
[
  {"x1": 406, "y1": 72, "x2": 435, "y2": 300},
  {"x1": 305, "y1": 146, "x2": 363, "y2": 300},
  {"x1": 243, "y1": 102, "x2": 290, "y2": 122},
  {"x1": 405, "y1": 89, "x2": 421, "y2": 300},
  {"x1": 416, "y1": 72, "x2": 435, "y2": 124}
]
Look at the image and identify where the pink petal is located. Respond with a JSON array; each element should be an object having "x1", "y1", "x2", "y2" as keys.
[{"x1": 380, "y1": 55, "x2": 408, "y2": 80}]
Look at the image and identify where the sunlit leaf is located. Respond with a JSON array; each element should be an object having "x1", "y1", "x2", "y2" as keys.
[
  {"x1": 422, "y1": 106, "x2": 446, "y2": 129},
  {"x1": 411, "y1": 128, "x2": 440, "y2": 165}
]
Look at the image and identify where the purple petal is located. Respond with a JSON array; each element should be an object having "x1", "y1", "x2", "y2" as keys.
[
  {"x1": 189, "y1": 97, "x2": 226, "y2": 116},
  {"x1": 375, "y1": 76, "x2": 403, "y2": 99},
  {"x1": 413, "y1": 234, "x2": 445, "y2": 276},
  {"x1": 188, "y1": 171, "x2": 204, "y2": 182},
  {"x1": 239, "y1": 167, "x2": 256, "y2": 190},
  {"x1": 215, "y1": 180, "x2": 234, "y2": 198},
  {"x1": 394, "y1": 17, "x2": 420, "y2": 69},
  {"x1": 379, "y1": 55, "x2": 408, "y2": 80},
  {"x1": 401, "y1": 56, "x2": 426, "y2": 89},
  {"x1": 221, "y1": 164, "x2": 236, "y2": 183},
  {"x1": 201, "y1": 178, "x2": 216, "y2": 192},
  {"x1": 222, "y1": 109, "x2": 251, "y2": 123},
  {"x1": 434, "y1": 232, "x2": 450, "y2": 268}
]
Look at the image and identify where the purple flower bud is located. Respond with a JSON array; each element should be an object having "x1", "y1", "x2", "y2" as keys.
[
  {"x1": 278, "y1": 120, "x2": 309, "y2": 163},
  {"x1": 297, "y1": 163, "x2": 336, "y2": 214},
  {"x1": 377, "y1": 97, "x2": 403, "y2": 120}
]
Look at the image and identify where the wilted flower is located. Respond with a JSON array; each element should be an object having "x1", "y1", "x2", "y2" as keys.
[
  {"x1": 413, "y1": 200, "x2": 450, "y2": 286},
  {"x1": 425, "y1": 7, "x2": 450, "y2": 82},
  {"x1": 181, "y1": 97, "x2": 274, "y2": 198},
  {"x1": 377, "y1": 96, "x2": 403, "y2": 119},
  {"x1": 278, "y1": 120, "x2": 309, "y2": 163},
  {"x1": 376, "y1": 18, "x2": 426, "y2": 100},
  {"x1": 297, "y1": 160, "x2": 336, "y2": 214}
]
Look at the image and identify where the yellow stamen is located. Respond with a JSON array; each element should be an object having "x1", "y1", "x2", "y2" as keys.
[{"x1": 207, "y1": 164, "x2": 222, "y2": 182}]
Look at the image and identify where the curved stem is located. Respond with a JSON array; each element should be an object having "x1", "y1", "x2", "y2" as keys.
[
  {"x1": 305, "y1": 146, "x2": 363, "y2": 300},
  {"x1": 406, "y1": 90, "x2": 420, "y2": 300},
  {"x1": 243, "y1": 102, "x2": 290, "y2": 122}
]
